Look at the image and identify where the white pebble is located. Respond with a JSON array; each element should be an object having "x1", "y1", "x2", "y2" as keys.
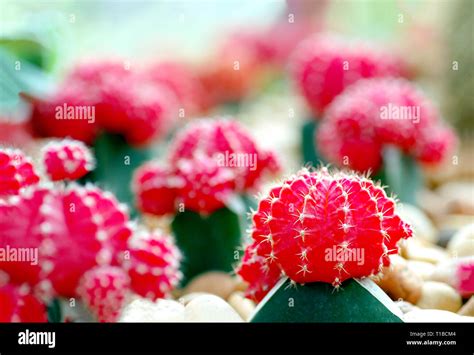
[
  {"x1": 397, "y1": 204, "x2": 437, "y2": 243},
  {"x1": 119, "y1": 298, "x2": 185, "y2": 322},
  {"x1": 227, "y1": 292, "x2": 256, "y2": 321},
  {"x1": 184, "y1": 294, "x2": 243, "y2": 322},
  {"x1": 447, "y1": 223, "x2": 474, "y2": 257},
  {"x1": 416, "y1": 281, "x2": 462, "y2": 312}
]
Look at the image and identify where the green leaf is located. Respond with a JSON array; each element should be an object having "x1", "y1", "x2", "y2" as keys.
[
  {"x1": 0, "y1": 38, "x2": 47, "y2": 69},
  {"x1": 251, "y1": 278, "x2": 403, "y2": 323},
  {"x1": 0, "y1": 48, "x2": 53, "y2": 112},
  {"x1": 0, "y1": 10, "x2": 65, "y2": 72},
  {"x1": 85, "y1": 133, "x2": 152, "y2": 217},
  {"x1": 373, "y1": 146, "x2": 422, "y2": 205},
  {"x1": 171, "y1": 207, "x2": 242, "y2": 286},
  {"x1": 301, "y1": 119, "x2": 326, "y2": 167}
]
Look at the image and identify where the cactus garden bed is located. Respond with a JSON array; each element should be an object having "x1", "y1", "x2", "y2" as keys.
[{"x1": 0, "y1": 0, "x2": 473, "y2": 329}]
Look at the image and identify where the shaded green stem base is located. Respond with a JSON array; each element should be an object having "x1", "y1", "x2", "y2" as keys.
[
  {"x1": 373, "y1": 146, "x2": 422, "y2": 205},
  {"x1": 251, "y1": 278, "x2": 403, "y2": 323},
  {"x1": 84, "y1": 133, "x2": 152, "y2": 217},
  {"x1": 301, "y1": 119, "x2": 326, "y2": 167},
  {"x1": 47, "y1": 298, "x2": 62, "y2": 323},
  {"x1": 171, "y1": 207, "x2": 242, "y2": 286}
]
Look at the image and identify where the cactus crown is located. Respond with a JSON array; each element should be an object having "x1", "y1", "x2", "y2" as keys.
[{"x1": 238, "y1": 167, "x2": 413, "y2": 301}]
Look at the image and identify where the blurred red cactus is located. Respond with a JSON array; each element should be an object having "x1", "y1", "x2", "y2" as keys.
[
  {"x1": 134, "y1": 118, "x2": 280, "y2": 215},
  {"x1": 30, "y1": 61, "x2": 179, "y2": 147},
  {"x1": 77, "y1": 266, "x2": 131, "y2": 322},
  {"x1": 41, "y1": 139, "x2": 95, "y2": 181},
  {"x1": 122, "y1": 231, "x2": 182, "y2": 301},
  {"x1": 291, "y1": 34, "x2": 406, "y2": 117},
  {"x1": 0, "y1": 148, "x2": 39, "y2": 197},
  {"x1": 318, "y1": 78, "x2": 457, "y2": 172},
  {"x1": 0, "y1": 283, "x2": 47, "y2": 322}
]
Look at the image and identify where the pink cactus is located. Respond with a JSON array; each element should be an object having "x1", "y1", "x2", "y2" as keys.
[
  {"x1": 253, "y1": 21, "x2": 315, "y2": 67},
  {"x1": 31, "y1": 61, "x2": 178, "y2": 147},
  {"x1": 67, "y1": 61, "x2": 132, "y2": 88},
  {"x1": 69, "y1": 61, "x2": 178, "y2": 146},
  {"x1": 238, "y1": 168, "x2": 413, "y2": 299},
  {"x1": 94, "y1": 79, "x2": 177, "y2": 146},
  {"x1": 133, "y1": 162, "x2": 183, "y2": 216},
  {"x1": 133, "y1": 119, "x2": 280, "y2": 215},
  {"x1": 456, "y1": 258, "x2": 474, "y2": 297},
  {"x1": 134, "y1": 155, "x2": 236, "y2": 215},
  {"x1": 0, "y1": 283, "x2": 47, "y2": 322},
  {"x1": 122, "y1": 231, "x2": 182, "y2": 301},
  {"x1": 30, "y1": 82, "x2": 98, "y2": 145},
  {"x1": 0, "y1": 184, "x2": 132, "y2": 298},
  {"x1": 45, "y1": 185, "x2": 132, "y2": 297},
  {"x1": 174, "y1": 154, "x2": 236, "y2": 214},
  {"x1": 77, "y1": 265, "x2": 130, "y2": 322},
  {"x1": 290, "y1": 34, "x2": 406, "y2": 117},
  {"x1": 145, "y1": 61, "x2": 206, "y2": 116},
  {"x1": 223, "y1": 31, "x2": 277, "y2": 65},
  {"x1": 0, "y1": 148, "x2": 39, "y2": 196},
  {"x1": 169, "y1": 119, "x2": 280, "y2": 191},
  {"x1": 42, "y1": 139, "x2": 95, "y2": 181},
  {"x1": 414, "y1": 125, "x2": 458, "y2": 165},
  {"x1": 0, "y1": 188, "x2": 50, "y2": 290},
  {"x1": 236, "y1": 185, "x2": 284, "y2": 301},
  {"x1": 236, "y1": 240, "x2": 282, "y2": 302},
  {"x1": 0, "y1": 147, "x2": 183, "y2": 319},
  {"x1": 197, "y1": 41, "x2": 263, "y2": 107},
  {"x1": 318, "y1": 78, "x2": 457, "y2": 172}
]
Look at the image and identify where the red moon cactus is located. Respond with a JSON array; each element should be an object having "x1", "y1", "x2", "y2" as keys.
[{"x1": 238, "y1": 168, "x2": 413, "y2": 301}]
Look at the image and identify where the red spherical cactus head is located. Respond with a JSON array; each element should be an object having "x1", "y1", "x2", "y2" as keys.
[
  {"x1": 64, "y1": 60, "x2": 178, "y2": 147},
  {"x1": 67, "y1": 60, "x2": 132, "y2": 87},
  {"x1": 414, "y1": 125, "x2": 458, "y2": 165},
  {"x1": 0, "y1": 283, "x2": 47, "y2": 322},
  {"x1": 133, "y1": 118, "x2": 280, "y2": 216},
  {"x1": 290, "y1": 34, "x2": 405, "y2": 117},
  {"x1": 41, "y1": 139, "x2": 95, "y2": 181},
  {"x1": 43, "y1": 185, "x2": 132, "y2": 297},
  {"x1": 132, "y1": 161, "x2": 183, "y2": 216},
  {"x1": 236, "y1": 239, "x2": 282, "y2": 303},
  {"x1": 95, "y1": 78, "x2": 178, "y2": 147},
  {"x1": 77, "y1": 265, "x2": 130, "y2": 322},
  {"x1": 249, "y1": 168, "x2": 412, "y2": 288},
  {"x1": 169, "y1": 118, "x2": 280, "y2": 192},
  {"x1": 174, "y1": 154, "x2": 236, "y2": 214},
  {"x1": 0, "y1": 148, "x2": 39, "y2": 197},
  {"x1": 145, "y1": 61, "x2": 205, "y2": 117},
  {"x1": 29, "y1": 82, "x2": 98, "y2": 145},
  {"x1": 317, "y1": 78, "x2": 457, "y2": 173},
  {"x1": 0, "y1": 188, "x2": 50, "y2": 290},
  {"x1": 0, "y1": 184, "x2": 132, "y2": 298},
  {"x1": 197, "y1": 42, "x2": 263, "y2": 107},
  {"x1": 122, "y1": 230, "x2": 182, "y2": 301}
]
